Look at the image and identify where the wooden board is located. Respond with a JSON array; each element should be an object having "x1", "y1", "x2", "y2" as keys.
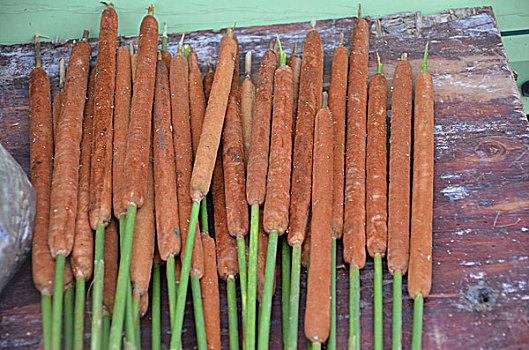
[{"x1": 1, "y1": 6, "x2": 529, "y2": 349}]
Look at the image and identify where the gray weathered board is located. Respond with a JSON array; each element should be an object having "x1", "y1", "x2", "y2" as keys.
[{"x1": 1, "y1": 6, "x2": 528, "y2": 349}]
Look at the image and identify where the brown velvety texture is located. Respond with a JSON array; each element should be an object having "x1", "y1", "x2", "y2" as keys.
[
  {"x1": 388, "y1": 59, "x2": 412, "y2": 275},
  {"x1": 89, "y1": 6, "x2": 117, "y2": 229},
  {"x1": 153, "y1": 59, "x2": 181, "y2": 260},
  {"x1": 189, "y1": 46, "x2": 207, "y2": 159},
  {"x1": 175, "y1": 257, "x2": 182, "y2": 284},
  {"x1": 161, "y1": 50, "x2": 172, "y2": 74},
  {"x1": 305, "y1": 106, "x2": 333, "y2": 343},
  {"x1": 240, "y1": 76, "x2": 255, "y2": 166},
  {"x1": 122, "y1": 14, "x2": 158, "y2": 209},
  {"x1": 30, "y1": 67, "x2": 54, "y2": 294},
  {"x1": 343, "y1": 16, "x2": 369, "y2": 268},
  {"x1": 52, "y1": 92, "x2": 62, "y2": 142},
  {"x1": 170, "y1": 53, "x2": 204, "y2": 278},
  {"x1": 263, "y1": 65, "x2": 294, "y2": 235},
  {"x1": 366, "y1": 73, "x2": 388, "y2": 257},
  {"x1": 408, "y1": 72, "x2": 434, "y2": 299},
  {"x1": 222, "y1": 39, "x2": 249, "y2": 239},
  {"x1": 203, "y1": 65, "x2": 215, "y2": 102},
  {"x1": 245, "y1": 50, "x2": 278, "y2": 205},
  {"x1": 140, "y1": 291, "x2": 149, "y2": 317},
  {"x1": 288, "y1": 29, "x2": 323, "y2": 246},
  {"x1": 200, "y1": 233, "x2": 222, "y2": 349},
  {"x1": 131, "y1": 53, "x2": 138, "y2": 83},
  {"x1": 103, "y1": 219, "x2": 119, "y2": 314},
  {"x1": 212, "y1": 155, "x2": 239, "y2": 279},
  {"x1": 329, "y1": 45, "x2": 348, "y2": 240},
  {"x1": 63, "y1": 258, "x2": 74, "y2": 290},
  {"x1": 301, "y1": 220, "x2": 311, "y2": 268},
  {"x1": 130, "y1": 153, "x2": 155, "y2": 296},
  {"x1": 190, "y1": 33, "x2": 236, "y2": 202},
  {"x1": 72, "y1": 68, "x2": 96, "y2": 280},
  {"x1": 112, "y1": 46, "x2": 132, "y2": 219},
  {"x1": 286, "y1": 54, "x2": 301, "y2": 141},
  {"x1": 48, "y1": 40, "x2": 91, "y2": 258}
]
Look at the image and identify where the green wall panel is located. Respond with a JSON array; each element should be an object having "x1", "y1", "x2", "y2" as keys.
[{"x1": 0, "y1": 0, "x2": 527, "y2": 45}]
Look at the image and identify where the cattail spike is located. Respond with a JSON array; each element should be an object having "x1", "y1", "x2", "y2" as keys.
[
  {"x1": 177, "y1": 33, "x2": 185, "y2": 55},
  {"x1": 59, "y1": 59, "x2": 66, "y2": 91},
  {"x1": 245, "y1": 51, "x2": 252, "y2": 77},
  {"x1": 376, "y1": 51, "x2": 382, "y2": 74},
  {"x1": 422, "y1": 42, "x2": 429, "y2": 73},
  {"x1": 33, "y1": 34, "x2": 49, "y2": 68},
  {"x1": 322, "y1": 91, "x2": 328, "y2": 108}
]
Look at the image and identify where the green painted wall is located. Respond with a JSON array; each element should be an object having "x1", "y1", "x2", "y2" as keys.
[
  {"x1": 1, "y1": 0, "x2": 527, "y2": 45},
  {"x1": 1, "y1": 0, "x2": 528, "y2": 110}
]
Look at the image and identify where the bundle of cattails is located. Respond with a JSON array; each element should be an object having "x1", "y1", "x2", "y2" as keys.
[{"x1": 29, "y1": 4, "x2": 434, "y2": 349}]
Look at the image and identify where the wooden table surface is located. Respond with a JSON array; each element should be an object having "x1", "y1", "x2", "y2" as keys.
[{"x1": 1, "y1": 6, "x2": 528, "y2": 349}]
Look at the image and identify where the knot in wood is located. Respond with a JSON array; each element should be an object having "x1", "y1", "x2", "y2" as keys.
[{"x1": 475, "y1": 140, "x2": 506, "y2": 160}]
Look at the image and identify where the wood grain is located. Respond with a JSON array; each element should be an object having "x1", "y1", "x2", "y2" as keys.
[{"x1": 1, "y1": 7, "x2": 529, "y2": 349}]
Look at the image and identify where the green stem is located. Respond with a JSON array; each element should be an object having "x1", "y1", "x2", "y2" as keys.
[
  {"x1": 376, "y1": 51, "x2": 383, "y2": 74},
  {"x1": 124, "y1": 278, "x2": 136, "y2": 348},
  {"x1": 349, "y1": 265, "x2": 360, "y2": 350},
  {"x1": 306, "y1": 268, "x2": 311, "y2": 350},
  {"x1": 109, "y1": 205, "x2": 137, "y2": 350},
  {"x1": 374, "y1": 256, "x2": 383, "y2": 350},
  {"x1": 412, "y1": 294, "x2": 424, "y2": 350},
  {"x1": 101, "y1": 314, "x2": 110, "y2": 350},
  {"x1": 196, "y1": 197, "x2": 210, "y2": 349},
  {"x1": 166, "y1": 256, "x2": 177, "y2": 327},
  {"x1": 312, "y1": 342, "x2": 322, "y2": 350},
  {"x1": 91, "y1": 223, "x2": 105, "y2": 350},
  {"x1": 170, "y1": 200, "x2": 200, "y2": 349},
  {"x1": 152, "y1": 264, "x2": 161, "y2": 350},
  {"x1": 162, "y1": 22, "x2": 168, "y2": 51},
  {"x1": 42, "y1": 294, "x2": 52, "y2": 350},
  {"x1": 227, "y1": 276, "x2": 239, "y2": 350},
  {"x1": 392, "y1": 272, "x2": 403, "y2": 350},
  {"x1": 329, "y1": 239, "x2": 337, "y2": 350},
  {"x1": 422, "y1": 43, "x2": 429, "y2": 73},
  {"x1": 276, "y1": 35, "x2": 286, "y2": 66},
  {"x1": 281, "y1": 237, "x2": 291, "y2": 345},
  {"x1": 200, "y1": 198, "x2": 209, "y2": 233},
  {"x1": 73, "y1": 278, "x2": 85, "y2": 350},
  {"x1": 51, "y1": 253, "x2": 65, "y2": 350},
  {"x1": 132, "y1": 293, "x2": 141, "y2": 347},
  {"x1": 191, "y1": 275, "x2": 208, "y2": 350},
  {"x1": 247, "y1": 204, "x2": 259, "y2": 349},
  {"x1": 286, "y1": 244, "x2": 301, "y2": 350},
  {"x1": 120, "y1": 215, "x2": 136, "y2": 349},
  {"x1": 64, "y1": 286, "x2": 75, "y2": 350},
  {"x1": 257, "y1": 230, "x2": 278, "y2": 350},
  {"x1": 184, "y1": 45, "x2": 190, "y2": 60},
  {"x1": 236, "y1": 236, "x2": 248, "y2": 342},
  {"x1": 136, "y1": 318, "x2": 141, "y2": 349}
]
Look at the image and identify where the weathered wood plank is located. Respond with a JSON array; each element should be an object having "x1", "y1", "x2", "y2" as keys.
[{"x1": 1, "y1": 6, "x2": 528, "y2": 349}]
